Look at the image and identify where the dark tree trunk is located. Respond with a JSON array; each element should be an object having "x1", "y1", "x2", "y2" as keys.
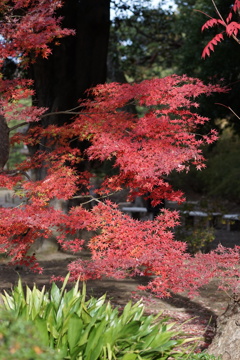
[
  {"x1": 0, "y1": 115, "x2": 10, "y2": 170},
  {"x1": 208, "y1": 295, "x2": 240, "y2": 360},
  {"x1": 25, "y1": 0, "x2": 111, "y2": 254},
  {"x1": 29, "y1": 0, "x2": 111, "y2": 179}
]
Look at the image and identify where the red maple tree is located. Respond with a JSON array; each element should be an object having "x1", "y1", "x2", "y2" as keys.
[{"x1": 1, "y1": 0, "x2": 240, "y2": 297}]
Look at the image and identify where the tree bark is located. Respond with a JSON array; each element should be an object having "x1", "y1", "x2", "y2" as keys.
[
  {"x1": 29, "y1": 0, "x2": 111, "y2": 179},
  {"x1": 25, "y1": 0, "x2": 111, "y2": 255},
  {"x1": 208, "y1": 295, "x2": 240, "y2": 360},
  {"x1": 31, "y1": 0, "x2": 110, "y2": 110},
  {"x1": 0, "y1": 114, "x2": 10, "y2": 170}
]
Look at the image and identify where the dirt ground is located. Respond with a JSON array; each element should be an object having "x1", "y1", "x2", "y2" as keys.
[
  {"x1": 0, "y1": 250, "x2": 230, "y2": 314},
  {"x1": 1, "y1": 229, "x2": 239, "y2": 352}
]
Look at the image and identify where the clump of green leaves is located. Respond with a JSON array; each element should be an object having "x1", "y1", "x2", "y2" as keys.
[
  {"x1": 187, "y1": 353, "x2": 221, "y2": 359},
  {"x1": 176, "y1": 226, "x2": 215, "y2": 254},
  {"x1": 0, "y1": 274, "x2": 199, "y2": 360},
  {"x1": 0, "y1": 312, "x2": 62, "y2": 360},
  {"x1": 175, "y1": 199, "x2": 217, "y2": 254}
]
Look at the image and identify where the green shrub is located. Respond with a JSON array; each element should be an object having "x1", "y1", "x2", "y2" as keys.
[
  {"x1": 0, "y1": 274, "x2": 198, "y2": 360},
  {"x1": 170, "y1": 136, "x2": 240, "y2": 203},
  {"x1": 176, "y1": 226, "x2": 215, "y2": 254},
  {"x1": 0, "y1": 312, "x2": 62, "y2": 360},
  {"x1": 187, "y1": 352, "x2": 221, "y2": 359}
]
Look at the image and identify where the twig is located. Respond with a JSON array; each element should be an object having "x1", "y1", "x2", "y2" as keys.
[
  {"x1": 72, "y1": 191, "x2": 118, "y2": 205},
  {"x1": 215, "y1": 103, "x2": 240, "y2": 120},
  {"x1": 9, "y1": 109, "x2": 96, "y2": 132},
  {"x1": 211, "y1": 0, "x2": 226, "y2": 24},
  {"x1": 194, "y1": 9, "x2": 215, "y2": 20},
  {"x1": 9, "y1": 121, "x2": 28, "y2": 132}
]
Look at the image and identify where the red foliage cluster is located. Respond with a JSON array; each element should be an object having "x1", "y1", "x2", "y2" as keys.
[
  {"x1": 0, "y1": 0, "x2": 240, "y2": 297},
  {"x1": 0, "y1": 0, "x2": 74, "y2": 60},
  {"x1": 201, "y1": 0, "x2": 240, "y2": 58}
]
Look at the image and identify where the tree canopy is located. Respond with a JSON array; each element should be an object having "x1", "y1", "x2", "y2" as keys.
[
  {"x1": 0, "y1": 0, "x2": 240, "y2": 298},
  {"x1": 108, "y1": 2, "x2": 180, "y2": 82}
]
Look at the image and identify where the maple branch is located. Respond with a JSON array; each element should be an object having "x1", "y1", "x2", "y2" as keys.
[
  {"x1": 197, "y1": 0, "x2": 240, "y2": 47},
  {"x1": 0, "y1": 169, "x2": 32, "y2": 181},
  {"x1": 64, "y1": 105, "x2": 86, "y2": 112},
  {"x1": 215, "y1": 103, "x2": 240, "y2": 120},
  {"x1": 40, "y1": 111, "x2": 85, "y2": 117},
  {"x1": 231, "y1": 33, "x2": 240, "y2": 45},
  {"x1": 211, "y1": 0, "x2": 226, "y2": 24},
  {"x1": 76, "y1": 196, "x2": 103, "y2": 205},
  {"x1": 68, "y1": 136, "x2": 81, "y2": 144},
  {"x1": 9, "y1": 109, "x2": 96, "y2": 132},
  {"x1": 194, "y1": 9, "x2": 215, "y2": 20},
  {"x1": 195, "y1": 0, "x2": 226, "y2": 26},
  {"x1": 72, "y1": 192, "x2": 119, "y2": 205},
  {"x1": 9, "y1": 122, "x2": 28, "y2": 132}
]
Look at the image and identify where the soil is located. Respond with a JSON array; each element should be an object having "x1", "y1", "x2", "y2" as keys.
[{"x1": 1, "y1": 229, "x2": 239, "y2": 352}]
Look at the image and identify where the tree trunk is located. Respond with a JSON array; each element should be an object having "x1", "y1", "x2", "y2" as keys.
[
  {"x1": 26, "y1": 0, "x2": 110, "y2": 252},
  {"x1": 31, "y1": 0, "x2": 110, "y2": 111},
  {"x1": 29, "y1": 0, "x2": 111, "y2": 179},
  {"x1": 0, "y1": 114, "x2": 10, "y2": 170},
  {"x1": 208, "y1": 295, "x2": 240, "y2": 360}
]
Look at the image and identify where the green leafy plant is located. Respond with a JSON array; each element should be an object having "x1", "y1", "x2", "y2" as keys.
[
  {"x1": 174, "y1": 198, "x2": 221, "y2": 254},
  {"x1": 0, "y1": 312, "x2": 62, "y2": 360},
  {"x1": 0, "y1": 275, "x2": 198, "y2": 360},
  {"x1": 187, "y1": 352, "x2": 221, "y2": 359},
  {"x1": 176, "y1": 226, "x2": 215, "y2": 254}
]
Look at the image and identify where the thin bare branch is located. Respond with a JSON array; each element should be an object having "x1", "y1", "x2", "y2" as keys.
[
  {"x1": 215, "y1": 103, "x2": 240, "y2": 120},
  {"x1": 9, "y1": 122, "x2": 28, "y2": 132},
  {"x1": 72, "y1": 191, "x2": 119, "y2": 205},
  {"x1": 211, "y1": 0, "x2": 226, "y2": 24},
  {"x1": 194, "y1": 9, "x2": 216, "y2": 20},
  {"x1": 9, "y1": 109, "x2": 95, "y2": 132}
]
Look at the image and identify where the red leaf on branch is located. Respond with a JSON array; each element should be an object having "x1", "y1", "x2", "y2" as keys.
[
  {"x1": 233, "y1": 0, "x2": 240, "y2": 12},
  {"x1": 226, "y1": 21, "x2": 240, "y2": 36},
  {"x1": 202, "y1": 33, "x2": 224, "y2": 58},
  {"x1": 201, "y1": 18, "x2": 225, "y2": 31},
  {"x1": 201, "y1": 0, "x2": 240, "y2": 58},
  {"x1": 226, "y1": 12, "x2": 233, "y2": 24}
]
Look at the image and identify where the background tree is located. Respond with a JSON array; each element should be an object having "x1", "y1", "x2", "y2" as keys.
[
  {"x1": 173, "y1": 0, "x2": 240, "y2": 133},
  {"x1": 147, "y1": 0, "x2": 240, "y2": 201},
  {"x1": 108, "y1": 2, "x2": 180, "y2": 82}
]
